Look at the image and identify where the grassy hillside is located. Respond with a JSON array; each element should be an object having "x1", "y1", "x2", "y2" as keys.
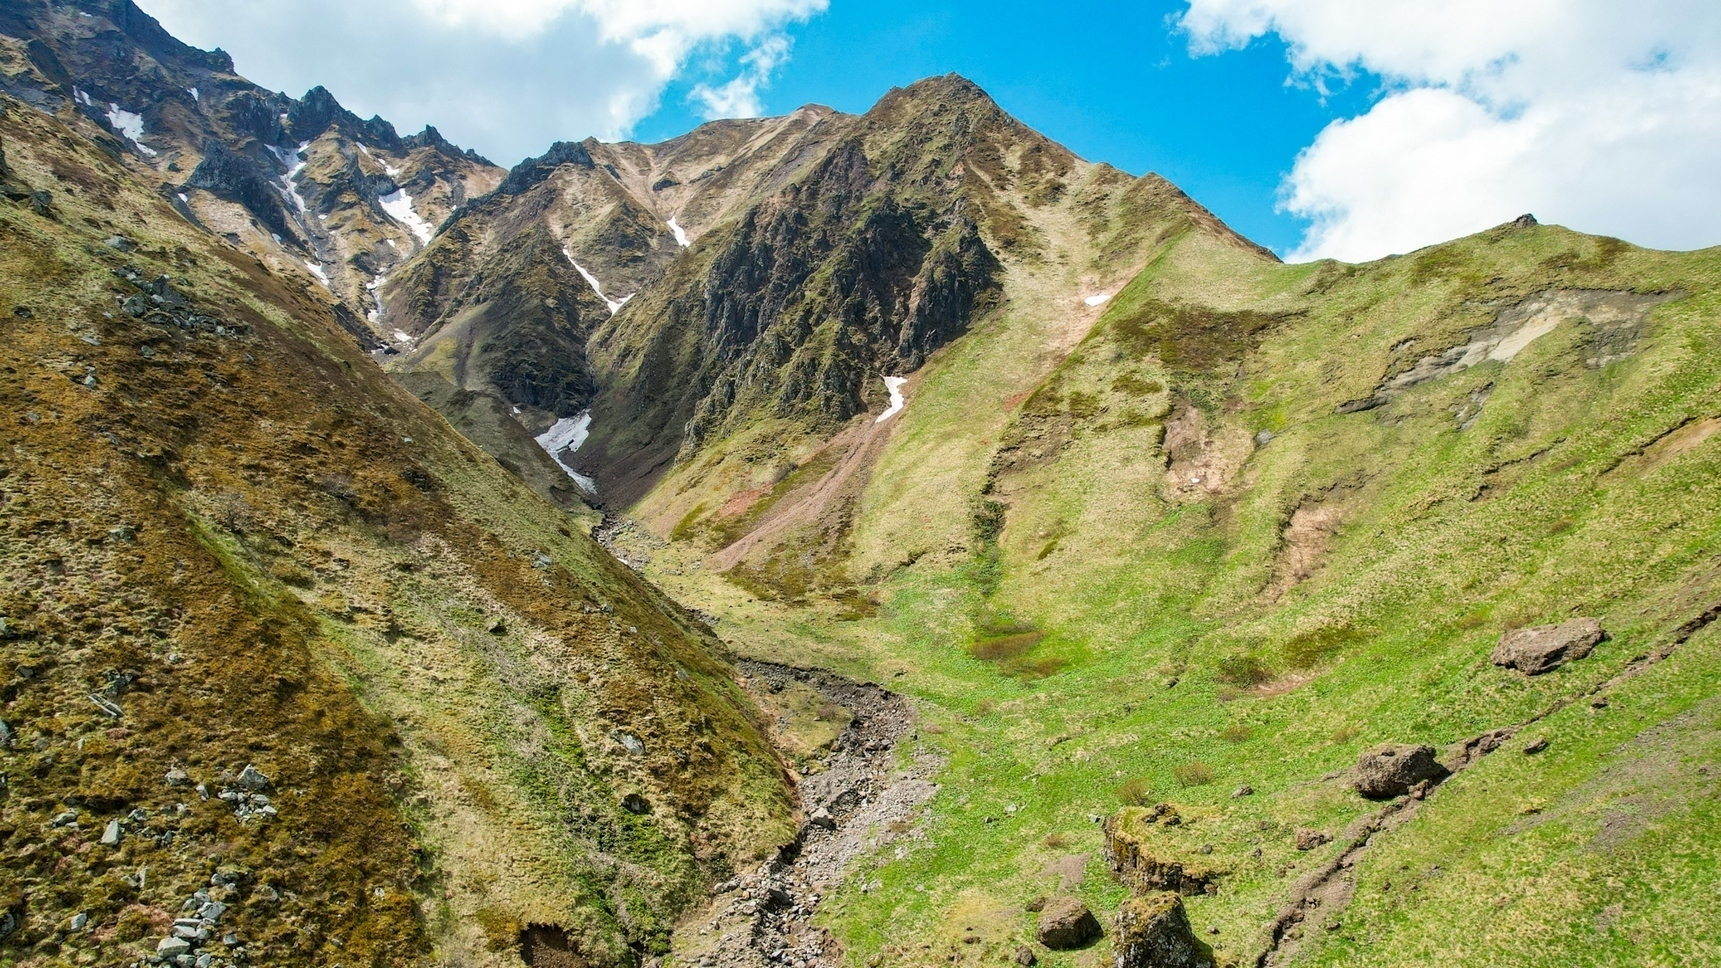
[
  {"x1": 0, "y1": 97, "x2": 793, "y2": 967},
  {"x1": 614, "y1": 216, "x2": 1721, "y2": 966}
]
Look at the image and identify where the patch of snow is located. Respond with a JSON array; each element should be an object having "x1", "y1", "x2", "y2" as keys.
[
  {"x1": 667, "y1": 217, "x2": 690, "y2": 247},
  {"x1": 303, "y1": 261, "x2": 330, "y2": 286},
  {"x1": 392, "y1": 330, "x2": 414, "y2": 344},
  {"x1": 379, "y1": 188, "x2": 434, "y2": 244},
  {"x1": 1084, "y1": 293, "x2": 1112, "y2": 307},
  {"x1": 356, "y1": 143, "x2": 372, "y2": 158},
  {"x1": 875, "y1": 375, "x2": 908, "y2": 424},
  {"x1": 535, "y1": 412, "x2": 597, "y2": 494},
  {"x1": 385, "y1": 239, "x2": 397, "y2": 249},
  {"x1": 74, "y1": 88, "x2": 94, "y2": 107},
  {"x1": 366, "y1": 274, "x2": 390, "y2": 323},
  {"x1": 187, "y1": 87, "x2": 199, "y2": 102},
  {"x1": 267, "y1": 142, "x2": 312, "y2": 214},
  {"x1": 176, "y1": 192, "x2": 189, "y2": 203},
  {"x1": 106, "y1": 104, "x2": 157, "y2": 156},
  {"x1": 564, "y1": 248, "x2": 629, "y2": 315}
]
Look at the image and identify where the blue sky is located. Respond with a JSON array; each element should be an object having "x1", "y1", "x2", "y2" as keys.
[
  {"x1": 141, "y1": 0, "x2": 1721, "y2": 261},
  {"x1": 634, "y1": 1, "x2": 1378, "y2": 255}
]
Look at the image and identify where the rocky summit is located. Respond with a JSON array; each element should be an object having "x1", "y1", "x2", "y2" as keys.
[{"x1": 1, "y1": 2, "x2": 1719, "y2": 968}]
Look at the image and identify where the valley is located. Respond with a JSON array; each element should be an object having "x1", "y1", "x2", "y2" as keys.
[{"x1": 0, "y1": 3, "x2": 1717, "y2": 968}]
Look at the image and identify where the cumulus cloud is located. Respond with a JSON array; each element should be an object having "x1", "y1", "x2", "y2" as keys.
[
  {"x1": 689, "y1": 35, "x2": 792, "y2": 119},
  {"x1": 137, "y1": 0, "x2": 827, "y2": 164},
  {"x1": 1181, "y1": 0, "x2": 1721, "y2": 261}
]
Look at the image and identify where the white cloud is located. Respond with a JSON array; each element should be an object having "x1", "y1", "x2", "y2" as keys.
[
  {"x1": 690, "y1": 34, "x2": 792, "y2": 119},
  {"x1": 1182, "y1": 0, "x2": 1721, "y2": 261},
  {"x1": 136, "y1": 0, "x2": 827, "y2": 164}
]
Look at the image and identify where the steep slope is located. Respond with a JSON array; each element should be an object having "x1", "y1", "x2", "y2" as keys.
[
  {"x1": 599, "y1": 76, "x2": 1268, "y2": 587},
  {"x1": 0, "y1": 95, "x2": 793, "y2": 968},
  {"x1": 0, "y1": 0, "x2": 504, "y2": 342},
  {"x1": 613, "y1": 210, "x2": 1721, "y2": 967},
  {"x1": 379, "y1": 107, "x2": 843, "y2": 470},
  {"x1": 381, "y1": 76, "x2": 1261, "y2": 517}
]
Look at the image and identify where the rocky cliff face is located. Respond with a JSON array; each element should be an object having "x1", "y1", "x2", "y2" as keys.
[{"x1": 0, "y1": 0, "x2": 504, "y2": 341}]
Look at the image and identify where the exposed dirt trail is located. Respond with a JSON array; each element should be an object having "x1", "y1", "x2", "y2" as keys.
[{"x1": 665, "y1": 662, "x2": 941, "y2": 968}]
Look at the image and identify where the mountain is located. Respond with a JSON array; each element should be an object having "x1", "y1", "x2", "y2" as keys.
[
  {"x1": 0, "y1": 0, "x2": 505, "y2": 346},
  {"x1": 3, "y1": 3, "x2": 1719, "y2": 968},
  {"x1": 0, "y1": 62, "x2": 793, "y2": 968}
]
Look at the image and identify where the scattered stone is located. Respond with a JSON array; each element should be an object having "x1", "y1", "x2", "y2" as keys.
[
  {"x1": 101, "y1": 819, "x2": 122, "y2": 846},
  {"x1": 621, "y1": 793, "x2": 650, "y2": 814},
  {"x1": 1491, "y1": 619, "x2": 1606, "y2": 675},
  {"x1": 51, "y1": 810, "x2": 79, "y2": 828},
  {"x1": 1354, "y1": 744, "x2": 1449, "y2": 800},
  {"x1": 1036, "y1": 896, "x2": 1102, "y2": 950},
  {"x1": 1230, "y1": 785, "x2": 1253, "y2": 799},
  {"x1": 105, "y1": 235, "x2": 135, "y2": 252},
  {"x1": 1254, "y1": 430, "x2": 1275, "y2": 447},
  {"x1": 1294, "y1": 827, "x2": 1331, "y2": 851},
  {"x1": 1523, "y1": 737, "x2": 1550, "y2": 755},
  {"x1": 71, "y1": 912, "x2": 89, "y2": 930},
  {"x1": 1112, "y1": 892, "x2": 1214, "y2": 968},
  {"x1": 613, "y1": 731, "x2": 645, "y2": 755},
  {"x1": 157, "y1": 937, "x2": 192, "y2": 958},
  {"x1": 0, "y1": 719, "x2": 11, "y2": 749},
  {"x1": 166, "y1": 767, "x2": 190, "y2": 786},
  {"x1": 235, "y1": 764, "x2": 271, "y2": 791},
  {"x1": 89, "y1": 692, "x2": 123, "y2": 719},
  {"x1": 1015, "y1": 946, "x2": 1038, "y2": 966},
  {"x1": 809, "y1": 807, "x2": 836, "y2": 830}
]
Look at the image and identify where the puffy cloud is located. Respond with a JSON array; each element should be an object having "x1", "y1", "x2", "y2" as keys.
[
  {"x1": 690, "y1": 35, "x2": 792, "y2": 119},
  {"x1": 1181, "y1": 0, "x2": 1721, "y2": 261},
  {"x1": 137, "y1": 0, "x2": 827, "y2": 163}
]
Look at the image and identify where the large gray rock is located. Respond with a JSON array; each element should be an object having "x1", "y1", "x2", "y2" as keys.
[
  {"x1": 1492, "y1": 619, "x2": 1605, "y2": 675},
  {"x1": 1113, "y1": 892, "x2": 1214, "y2": 968},
  {"x1": 1354, "y1": 744, "x2": 1449, "y2": 799},
  {"x1": 1037, "y1": 896, "x2": 1101, "y2": 950},
  {"x1": 235, "y1": 764, "x2": 271, "y2": 792},
  {"x1": 157, "y1": 937, "x2": 192, "y2": 958}
]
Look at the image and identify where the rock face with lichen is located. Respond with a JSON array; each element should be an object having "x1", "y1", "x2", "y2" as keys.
[{"x1": 1113, "y1": 892, "x2": 1215, "y2": 968}]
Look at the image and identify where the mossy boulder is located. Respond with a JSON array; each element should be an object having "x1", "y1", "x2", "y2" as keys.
[
  {"x1": 1112, "y1": 892, "x2": 1214, "y2": 968},
  {"x1": 1103, "y1": 807, "x2": 1225, "y2": 895}
]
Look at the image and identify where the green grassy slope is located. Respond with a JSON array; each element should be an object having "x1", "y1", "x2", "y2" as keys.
[
  {"x1": 619, "y1": 218, "x2": 1721, "y2": 966},
  {"x1": 0, "y1": 98, "x2": 793, "y2": 967}
]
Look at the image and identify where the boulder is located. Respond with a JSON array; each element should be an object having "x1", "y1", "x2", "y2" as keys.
[
  {"x1": 1354, "y1": 744, "x2": 1448, "y2": 799},
  {"x1": 1112, "y1": 892, "x2": 1215, "y2": 968},
  {"x1": 1036, "y1": 896, "x2": 1101, "y2": 950},
  {"x1": 235, "y1": 764, "x2": 270, "y2": 792},
  {"x1": 809, "y1": 807, "x2": 836, "y2": 829},
  {"x1": 1491, "y1": 619, "x2": 1605, "y2": 675},
  {"x1": 1294, "y1": 827, "x2": 1331, "y2": 851},
  {"x1": 1015, "y1": 946, "x2": 1038, "y2": 966}
]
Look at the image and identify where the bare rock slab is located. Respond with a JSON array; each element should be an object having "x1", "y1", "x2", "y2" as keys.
[
  {"x1": 1113, "y1": 892, "x2": 1214, "y2": 968},
  {"x1": 1354, "y1": 744, "x2": 1449, "y2": 799},
  {"x1": 1492, "y1": 619, "x2": 1605, "y2": 675},
  {"x1": 1037, "y1": 896, "x2": 1102, "y2": 950}
]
